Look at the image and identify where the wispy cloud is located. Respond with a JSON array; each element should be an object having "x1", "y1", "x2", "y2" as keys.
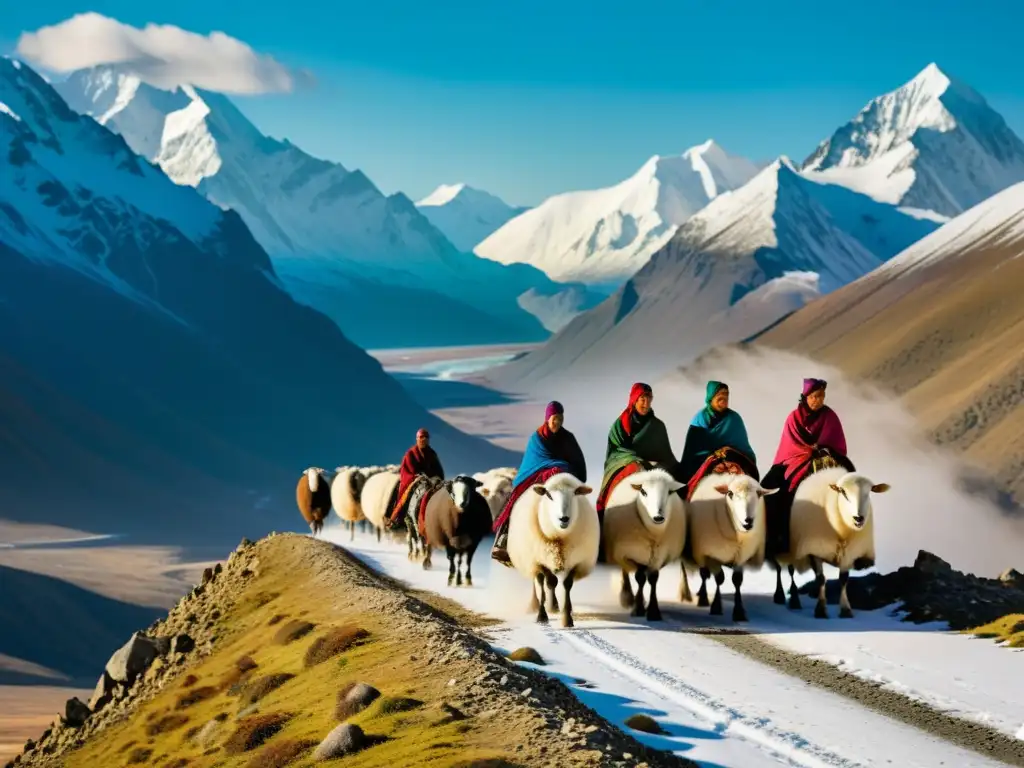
[{"x1": 16, "y1": 12, "x2": 314, "y2": 94}]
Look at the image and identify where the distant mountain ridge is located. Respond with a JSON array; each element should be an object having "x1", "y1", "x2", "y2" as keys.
[
  {"x1": 0, "y1": 56, "x2": 517, "y2": 539},
  {"x1": 415, "y1": 182, "x2": 529, "y2": 251},
  {"x1": 55, "y1": 66, "x2": 594, "y2": 346}
]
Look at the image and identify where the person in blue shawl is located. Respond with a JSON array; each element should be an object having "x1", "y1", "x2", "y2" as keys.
[
  {"x1": 491, "y1": 400, "x2": 587, "y2": 566},
  {"x1": 679, "y1": 381, "x2": 758, "y2": 493}
]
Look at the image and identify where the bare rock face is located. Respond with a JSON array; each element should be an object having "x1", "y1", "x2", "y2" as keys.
[
  {"x1": 105, "y1": 633, "x2": 160, "y2": 685},
  {"x1": 87, "y1": 671, "x2": 117, "y2": 713},
  {"x1": 63, "y1": 698, "x2": 91, "y2": 728}
]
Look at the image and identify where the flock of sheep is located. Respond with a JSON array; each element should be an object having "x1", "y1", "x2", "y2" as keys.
[{"x1": 296, "y1": 463, "x2": 890, "y2": 628}]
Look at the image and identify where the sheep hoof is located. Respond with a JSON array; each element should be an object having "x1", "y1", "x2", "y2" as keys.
[
  {"x1": 733, "y1": 608, "x2": 749, "y2": 623},
  {"x1": 839, "y1": 607, "x2": 854, "y2": 619},
  {"x1": 618, "y1": 591, "x2": 633, "y2": 610},
  {"x1": 709, "y1": 602, "x2": 723, "y2": 617},
  {"x1": 465, "y1": 576, "x2": 473, "y2": 587},
  {"x1": 814, "y1": 604, "x2": 829, "y2": 619},
  {"x1": 697, "y1": 594, "x2": 710, "y2": 608},
  {"x1": 646, "y1": 607, "x2": 663, "y2": 622},
  {"x1": 536, "y1": 611, "x2": 549, "y2": 624},
  {"x1": 773, "y1": 588, "x2": 786, "y2": 605},
  {"x1": 447, "y1": 575, "x2": 454, "y2": 586},
  {"x1": 787, "y1": 595, "x2": 802, "y2": 611},
  {"x1": 422, "y1": 559, "x2": 430, "y2": 570},
  {"x1": 630, "y1": 604, "x2": 645, "y2": 618},
  {"x1": 562, "y1": 613, "x2": 574, "y2": 628}
]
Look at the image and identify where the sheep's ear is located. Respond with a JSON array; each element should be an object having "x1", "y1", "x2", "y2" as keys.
[
  {"x1": 532, "y1": 485, "x2": 547, "y2": 496},
  {"x1": 871, "y1": 483, "x2": 891, "y2": 494},
  {"x1": 574, "y1": 485, "x2": 593, "y2": 496},
  {"x1": 470, "y1": 477, "x2": 483, "y2": 488},
  {"x1": 758, "y1": 487, "x2": 780, "y2": 496},
  {"x1": 714, "y1": 484, "x2": 730, "y2": 495},
  {"x1": 829, "y1": 483, "x2": 842, "y2": 493},
  {"x1": 667, "y1": 480, "x2": 684, "y2": 492},
  {"x1": 479, "y1": 487, "x2": 491, "y2": 497},
  {"x1": 630, "y1": 483, "x2": 643, "y2": 492}
]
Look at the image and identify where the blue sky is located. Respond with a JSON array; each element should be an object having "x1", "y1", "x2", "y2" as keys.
[{"x1": 4, "y1": 1, "x2": 1023, "y2": 206}]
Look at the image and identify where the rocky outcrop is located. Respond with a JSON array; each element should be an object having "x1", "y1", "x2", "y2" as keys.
[{"x1": 801, "y1": 550, "x2": 1024, "y2": 629}]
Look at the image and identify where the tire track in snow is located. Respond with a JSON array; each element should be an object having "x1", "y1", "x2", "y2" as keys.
[{"x1": 547, "y1": 626, "x2": 867, "y2": 768}]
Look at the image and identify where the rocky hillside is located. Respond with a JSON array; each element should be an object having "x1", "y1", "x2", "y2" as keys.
[{"x1": 6, "y1": 535, "x2": 698, "y2": 768}]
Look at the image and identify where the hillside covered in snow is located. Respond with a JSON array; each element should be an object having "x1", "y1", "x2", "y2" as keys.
[
  {"x1": 415, "y1": 182, "x2": 528, "y2": 252},
  {"x1": 804, "y1": 63, "x2": 1024, "y2": 218},
  {"x1": 757, "y1": 180, "x2": 1024, "y2": 503},
  {"x1": 474, "y1": 140, "x2": 764, "y2": 286},
  {"x1": 491, "y1": 159, "x2": 939, "y2": 389},
  {"x1": 0, "y1": 56, "x2": 517, "y2": 538},
  {"x1": 55, "y1": 67, "x2": 591, "y2": 347}
]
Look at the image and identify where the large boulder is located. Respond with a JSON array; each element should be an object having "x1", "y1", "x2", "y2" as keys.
[
  {"x1": 313, "y1": 723, "x2": 365, "y2": 760},
  {"x1": 63, "y1": 698, "x2": 91, "y2": 728},
  {"x1": 105, "y1": 632, "x2": 160, "y2": 685},
  {"x1": 87, "y1": 671, "x2": 117, "y2": 713}
]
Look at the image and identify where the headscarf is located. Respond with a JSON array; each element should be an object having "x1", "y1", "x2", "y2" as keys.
[
  {"x1": 540, "y1": 401, "x2": 565, "y2": 440},
  {"x1": 703, "y1": 380, "x2": 728, "y2": 423},
  {"x1": 799, "y1": 378, "x2": 827, "y2": 424},
  {"x1": 802, "y1": 378, "x2": 826, "y2": 397},
  {"x1": 620, "y1": 382, "x2": 653, "y2": 436},
  {"x1": 416, "y1": 428, "x2": 429, "y2": 439}
]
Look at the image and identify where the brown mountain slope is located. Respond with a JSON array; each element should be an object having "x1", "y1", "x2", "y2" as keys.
[{"x1": 756, "y1": 196, "x2": 1024, "y2": 503}]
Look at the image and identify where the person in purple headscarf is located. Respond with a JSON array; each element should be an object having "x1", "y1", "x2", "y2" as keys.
[
  {"x1": 490, "y1": 400, "x2": 587, "y2": 567},
  {"x1": 763, "y1": 378, "x2": 855, "y2": 557}
]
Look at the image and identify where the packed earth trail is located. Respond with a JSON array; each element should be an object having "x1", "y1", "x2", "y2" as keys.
[{"x1": 329, "y1": 525, "x2": 1024, "y2": 768}]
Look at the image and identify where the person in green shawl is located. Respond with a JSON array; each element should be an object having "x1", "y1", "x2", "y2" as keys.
[
  {"x1": 678, "y1": 381, "x2": 758, "y2": 496},
  {"x1": 594, "y1": 382, "x2": 678, "y2": 560}
]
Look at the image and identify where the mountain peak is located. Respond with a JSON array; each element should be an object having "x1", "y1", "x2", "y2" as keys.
[{"x1": 417, "y1": 183, "x2": 468, "y2": 207}]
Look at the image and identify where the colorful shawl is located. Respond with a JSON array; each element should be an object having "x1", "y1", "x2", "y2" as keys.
[
  {"x1": 679, "y1": 380, "x2": 756, "y2": 481},
  {"x1": 391, "y1": 444, "x2": 444, "y2": 523},
  {"x1": 772, "y1": 384, "x2": 848, "y2": 491}
]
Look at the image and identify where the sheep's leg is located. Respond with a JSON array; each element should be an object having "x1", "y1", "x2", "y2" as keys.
[
  {"x1": 646, "y1": 569, "x2": 662, "y2": 622},
  {"x1": 838, "y1": 569, "x2": 853, "y2": 619},
  {"x1": 463, "y1": 541, "x2": 479, "y2": 586},
  {"x1": 679, "y1": 563, "x2": 693, "y2": 603},
  {"x1": 619, "y1": 569, "x2": 634, "y2": 609},
  {"x1": 545, "y1": 571, "x2": 559, "y2": 612},
  {"x1": 732, "y1": 567, "x2": 748, "y2": 623},
  {"x1": 811, "y1": 556, "x2": 828, "y2": 619},
  {"x1": 787, "y1": 564, "x2": 802, "y2": 610},
  {"x1": 561, "y1": 568, "x2": 577, "y2": 628},
  {"x1": 448, "y1": 547, "x2": 460, "y2": 583},
  {"x1": 697, "y1": 567, "x2": 711, "y2": 608},
  {"x1": 528, "y1": 578, "x2": 540, "y2": 613},
  {"x1": 631, "y1": 567, "x2": 648, "y2": 617},
  {"x1": 350, "y1": 520, "x2": 355, "y2": 542},
  {"x1": 456, "y1": 552, "x2": 465, "y2": 587},
  {"x1": 773, "y1": 561, "x2": 786, "y2": 605},
  {"x1": 376, "y1": 525, "x2": 382, "y2": 543},
  {"x1": 535, "y1": 572, "x2": 549, "y2": 624},
  {"x1": 710, "y1": 568, "x2": 725, "y2": 616},
  {"x1": 407, "y1": 531, "x2": 415, "y2": 560}
]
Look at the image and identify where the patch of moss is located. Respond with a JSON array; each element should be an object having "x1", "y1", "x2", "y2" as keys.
[
  {"x1": 241, "y1": 673, "x2": 296, "y2": 705},
  {"x1": 174, "y1": 686, "x2": 219, "y2": 710},
  {"x1": 624, "y1": 713, "x2": 665, "y2": 734},
  {"x1": 146, "y1": 714, "x2": 190, "y2": 737},
  {"x1": 507, "y1": 647, "x2": 545, "y2": 665},
  {"x1": 272, "y1": 619, "x2": 315, "y2": 645},
  {"x1": 224, "y1": 712, "x2": 292, "y2": 755},
  {"x1": 236, "y1": 655, "x2": 259, "y2": 673},
  {"x1": 375, "y1": 696, "x2": 424, "y2": 716},
  {"x1": 126, "y1": 747, "x2": 153, "y2": 764},
  {"x1": 180, "y1": 674, "x2": 199, "y2": 688},
  {"x1": 267, "y1": 614, "x2": 287, "y2": 626},
  {"x1": 303, "y1": 626, "x2": 371, "y2": 668},
  {"x1": 245, "y1": 738, "x2": 317, "y2": 768}
]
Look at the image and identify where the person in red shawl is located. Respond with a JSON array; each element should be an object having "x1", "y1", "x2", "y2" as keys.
[
  {"x1": 763, "y1": 378, "x2": 855, "y2": 558},
  {"x1": 387, "y1": 428, "x2": 445, "y2": 527},
  {"x1": 490, "y1": 401, "x2": 587, "y2": 567}
]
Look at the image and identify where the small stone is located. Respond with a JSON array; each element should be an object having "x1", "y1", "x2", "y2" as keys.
[
  {"x1": 447, "y1": 678, "x2": 456, "y2": 687},
  {"x1": 314, "y1": 723, "x2": 365, "y2": 760},
  {"x1": 520, "y1": 688, "x2": 532, "y2": 697},
  {"x1": 499, "y1": 675, "x2": 509, "y2": 686},
  {"x1": 214, "y1": 563, "x2": 223, "y2": 575},
  {"x1": 63, "y1": 698, "x2": 91, "y2": 728}
]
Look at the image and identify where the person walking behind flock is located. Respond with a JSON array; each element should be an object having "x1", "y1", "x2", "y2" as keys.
[
  {"x1": 762, "y1": 378, "x2": 854, "y2": 555},
  {"x1": 678, "y1": 380, "x2": 758, "y2": 493},
  {"x1": 489, "y1": 399, "x2": 585, "y2": 569},
  {"x1": 387, "y1": 427, "x2": 445, "y2": 527},
  {"x1": 491, "y1": 401, "x2": 587, "y2": 567},
  {"x1": 594, "y1": 382, "x2": 677, "y2": 561}
]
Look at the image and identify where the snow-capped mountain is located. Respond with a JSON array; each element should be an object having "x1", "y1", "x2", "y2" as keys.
[
  {"x1": 0, "y1": 56, "x2": 516, "y2": 537},
  {"x1": 415, "y1": 183, "x2": 528, "y2": 252},
  {"x1": 474, "y1": 140, "x2": 765, "y2": 286},
  {"x1": 490, "y1": 158, "x2": 940, "y2": 389},
  {"x1": 757, "y1": 181, "x2": 1024, "y2": 501},
  {"x1": 55, "y1": 67, "x2": 588, "y2": 347},
  {"x1": 803, "y1": 63, "x2": 1024, "y2": 219}
]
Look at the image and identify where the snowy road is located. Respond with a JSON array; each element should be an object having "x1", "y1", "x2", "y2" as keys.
[{"x1": 325, "y1": 525, "x2": 1024, "y2": 768}]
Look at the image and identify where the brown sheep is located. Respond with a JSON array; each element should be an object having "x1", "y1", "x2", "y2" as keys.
[
  {"x1": 422, "y1": 475, "x2": 492, "y2": 586},
  {"x1": 296, "y1": 467, "x2": 332, "y2": 536}
]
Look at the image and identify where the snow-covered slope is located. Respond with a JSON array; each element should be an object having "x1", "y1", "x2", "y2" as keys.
[
  {"x1": 415, "y1": 183, "x2": 528, "y2": 252},
  {"x1": 55, "y1": 67, "x2": 588, "y2": 346},
  {"x1": 474, "y1": 140, "x2": 764, "y2": 285},
  {"x1": 491, "y1": 158, "x2": 940, "y2": 389},
  {"x1": 0, "y1": 56, "x2": 517, "y2": 537},
  {"x1": 803, "y1": 63, "x2": 1024, "y2": 218}
]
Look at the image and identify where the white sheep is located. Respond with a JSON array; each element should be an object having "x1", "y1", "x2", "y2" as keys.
[
  {"x1": 602, "y1": 468, "x2": 685, "y2": 622},
  {"x1": 330, "y1": 468, "x2": 367, "y2": 541},
  {"x1": 476, "y1": 472, "x2": 514, "y2": 521},
  {"x1": 684, "y1": 473, "x2": 777, "y2": 622},
  {"x1": 359, "y1": 469, "x2": 400, "y2": 543},
  {"x1": 506, "y1": 472, "x2": 598, "y2": 628},
  {"x1": 773, "y1": 468, "x2": 890, "y2": 619}
]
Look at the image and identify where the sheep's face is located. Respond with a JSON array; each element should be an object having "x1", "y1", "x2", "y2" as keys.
[
  {"x1": 533, "y1": 479, "x2": 593, "y2": 531},
  {"x1": 714, "y1": 477, "x2": 777, "y2": 532},
  {"x1": 449, "y1": 476, "x2": 481, "y2": 512},
  {"x1": 306, "y1": 467, "x2": 325, "y2": 493},
  {"x1": 829, "y1": 475, "x2": 890, "y2": 530},
  {"x1": 630, "y1": 474, "x2": 683, "y2": 526}
]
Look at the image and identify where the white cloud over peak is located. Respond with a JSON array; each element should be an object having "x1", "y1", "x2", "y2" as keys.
[{"x1": 16, "y1": 12, "x2": 314, "y2": 94}]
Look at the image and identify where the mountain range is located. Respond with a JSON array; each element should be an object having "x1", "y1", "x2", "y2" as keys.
[
  {"x1": 54, "y1": 67, "x2": 596, "y2": 346},
  {"x1": 0, "y1": 56, "x2": 516, "y2": 541},
  {"x1": 415, "y1": 183, "x2": 529, "y2": 252},
  {"x1": 490, "y1": 63, "x2": 1024, "y2": 388},
  {"x1": 755, "y1": 180, "x2": 1024, "y2": 504}
]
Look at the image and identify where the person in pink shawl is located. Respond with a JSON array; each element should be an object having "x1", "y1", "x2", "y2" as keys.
[{"x1": 763, "y1": 378, "x2": 855, "y2": 559}]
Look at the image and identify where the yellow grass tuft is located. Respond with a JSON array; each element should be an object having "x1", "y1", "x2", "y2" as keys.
[{"x1": 966, "y1": 614, "x2": 1024, "y2": 648}]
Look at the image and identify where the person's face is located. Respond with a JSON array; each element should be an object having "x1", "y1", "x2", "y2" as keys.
[
  {"x1": 806, "y1": 390, "x2": 825, "y2": 411},
  {"x1": 547, "y1": 413, "x2": 564, "y2": 432},
  {"x1": 417, "y1": 435, "x2": 429, "y2": 449},
  {"x1": 635, "y1": 393, "x2": 652, "y2": 415},
  {"x1": 711, "y1": 389, "x2": 729, "y2": 412}
]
